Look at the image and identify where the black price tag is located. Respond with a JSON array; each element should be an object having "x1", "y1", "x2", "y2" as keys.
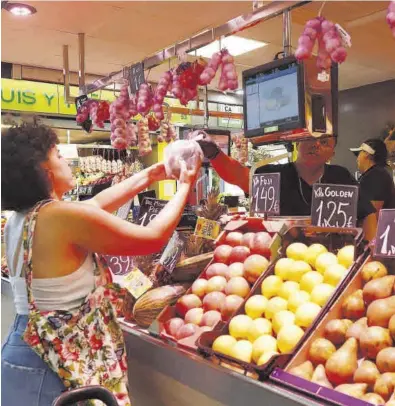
[
  {"x1": 136, "y1": 198, "x2": 167, "y2": 226},
  {"x1": 116, "y1": 199, "x2": 133, "y2": 221},
  {"x1": 129, "y1": 62, "x2": 145, "y2": 95},
  {"x1": 251, "y1": 173, "x2": 280, "y2": 215},
  {"x1": 178, "y1": 213, "x2": 198, "y2": 229},
  {"x1": 75, "y1": 94, "x2": 88, "y2": 111},
  {"x1": 311, "y1": 183, "x2": 359, "y2": 228},
  {"x1": 374, "y1": 209, "x2": 395, "y2": 258},
  {"x1": 159, "y1": 231, "x2": 186, "y2": 273},
  {"x1": 102, "y1": 255, "x2": 134, "y2": 276}
]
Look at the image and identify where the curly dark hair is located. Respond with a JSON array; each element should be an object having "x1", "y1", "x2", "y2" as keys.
[{"x1": 1, "y1": 123, "x2": 59, "y2": 211}]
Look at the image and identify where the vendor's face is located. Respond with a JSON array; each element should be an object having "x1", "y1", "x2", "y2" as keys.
[
  {"x1": 297, "y1": 137, "x2": 336, "y2": 167},
  {"x1": 357, "y1": 151, "x2": 371, "y2": 173},
  {"x1": 44, "y1": 146, "x2": 75, "y2": 196}
]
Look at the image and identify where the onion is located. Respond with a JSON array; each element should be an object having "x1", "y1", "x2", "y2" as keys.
[
  {"x1": 113, "y1": 118, "x2": 126, "y2": 128},
  {"x1": 199, "y1": 72, "x2": 211, "y2": 84},
  {"x1": 228, "y1": 80, "x2": 238, "y2": 90},
  {"x1": 155, "y1": 111, "x2": 164, "y2": 120},
  {"x1": 331, "y1": 47, "x2": 347, "y2": 63},
  {"x1": 305, "y1": 18, "x2": 321, "y2": 30},
  {"x1": 226, "y1": 71, "x2": 237, "y2": 80},
  {"x1": 387, "y1": 11, "x2": 395, "y2": 25},
  {"x1": 303, "y1": 27, "x2": 318, "y2": 41},
  {"x1": 325, "y1": 38, "x2": 341, "y2": 54},
  {"x1": 321, "y1": 20, "x2": 335, "y2": 33},
  {"x1": 218, "y1": 80, "x2": 227, "y2": 91},
  {"x1": 323, "y1": 30, "x2": 337, "y2": 43},
  {"x1": 295, "y1": 47, "x2": 311, "y2": 60},
  {"x1": 221, "y1": 54, "x2": 234, "y2": 64},
  {"x1": 298, "y1": 35, "x2": 314, "y2": 49}
]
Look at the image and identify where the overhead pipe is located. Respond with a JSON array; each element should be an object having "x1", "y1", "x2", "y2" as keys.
[
  {"x1": 85, "y1": 0, "x2": 310, "y2": 95},
  {"x1": 62, "y1": 45, "x2": 74, "y2": 104},
  {"x1": 283, "y1": 9, "x2": 292, "y2": 57},
  {"x1": 203, "y1": 86, "x2": 209, "y2": 129},
  {"x1": 78, "y1": 33, "x2": 86, "y2": 95}
]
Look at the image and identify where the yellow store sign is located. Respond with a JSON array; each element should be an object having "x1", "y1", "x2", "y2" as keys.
[{"x1": 1, "y1": 78, "x2": 191, "y2": 125}]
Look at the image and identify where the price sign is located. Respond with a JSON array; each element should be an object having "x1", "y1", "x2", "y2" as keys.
[
  {"x1": 129, "y1": 62, "x2": 145, "y2": 95},
  {"x1": 251, "y1": 173, "x2": 280, "y2": 215},
  {"x1": 78, "y1": 185, "x2": 94, "y2": 196},
  {"x1": 116, "y1": 199, "x2": 133, "y2": 221},
  {"x1": 136, "y1": 198, "x2": 167, "y2": 226},
  {"x1": 103, "y1": 255, "x2": 134, "y2": 276},
  {"x1": 374, "y1": 209, "x2": 395, "y2": 258},
  {"x1": 159, "y1": 231, "x2": 186, "y2": 273},
  {"x1": 311, "y1": 184, "x2": 358, "y2": 228},
  {"x1": 75, "y1": 94, "x2": 88, "y2": 111},
  {"x1": 194, "y1": 217, "x2": 221, "y2": 240},
  {"x1": 123, "y1": 268, "x2": 153, "y2": 299},
  {"x1": 178, "y1": 213, "x2": 198, "y2": 229}
]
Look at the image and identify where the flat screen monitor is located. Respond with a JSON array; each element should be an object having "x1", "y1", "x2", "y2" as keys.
[{"x1": 243, "y1": 56, "x2": 305, "y2": 138}]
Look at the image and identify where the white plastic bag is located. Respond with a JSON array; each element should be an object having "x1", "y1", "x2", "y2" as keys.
[{"x1": 163, "y1": 140, "x2": 203, "y2": 178}]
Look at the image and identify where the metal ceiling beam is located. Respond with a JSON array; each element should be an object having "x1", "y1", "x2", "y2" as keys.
[{"x1": 84, "y1": 0, "x2": 310, "y2": 95}]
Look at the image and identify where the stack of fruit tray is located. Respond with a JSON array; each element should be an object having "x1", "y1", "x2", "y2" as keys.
[
  {"x1": 270, "y1": 256, "x2": 394, "y2": 406},
  {"x1": 197, "y1": 226, "x2": 367, "y2": 380},
  {"x1": 148, "y1": 217, "x2": 280, "y2": 351}
]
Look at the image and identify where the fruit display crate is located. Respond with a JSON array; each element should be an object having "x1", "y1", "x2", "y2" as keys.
[
  {"x1": 197, "y1": 226, "x2": 367, "y2": 381},
  {"x1": 148, "y1": 217, "x2": 280, "y2": 351},
  {"x1": 270, "y1": 255, "x2": 394, "y2": 406}
]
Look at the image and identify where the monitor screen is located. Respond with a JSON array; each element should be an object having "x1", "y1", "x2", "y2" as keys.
[{"x1": 243, "y1": 59, "x2": 304, "y2": 137}]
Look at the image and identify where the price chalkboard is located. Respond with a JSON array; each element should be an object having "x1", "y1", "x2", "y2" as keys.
[
  {"x1": 136, "y1": 198, "x2": 167, "y2": 226},
  {"x1": 251, "y1": 173, "x2": 281, "y2": 215},
  {"x1": 374, "y1": 209, "x2": 395, "y2": 258},
  {"x1": 103, "y1": 255, "x2": 134, "y2": 276},
  {"x1": 129, "y1": 62, "x2": 145, "y2": 95},
  {"x1": 159, "y1": 231, "x2": 186, "y2": 273},
  {"x1": 75, "y1": 94, "x2": 88, "y2": 111},
  {"x1": 311, "y1": 183, "x2": 358, "y2": 228}
]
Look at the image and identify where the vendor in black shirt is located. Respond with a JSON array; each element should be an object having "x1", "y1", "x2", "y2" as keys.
[
  {"x1": 350, "y1": 138, "x2": 395, "y2": 217},
  {"x1": 196, "y1": 134, "x2": 377, "y2": 240}
]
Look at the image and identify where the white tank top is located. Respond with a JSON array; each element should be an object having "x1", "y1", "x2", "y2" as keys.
[{"x1": 4, "y1": 211, "x2": 95, "y2": 315}]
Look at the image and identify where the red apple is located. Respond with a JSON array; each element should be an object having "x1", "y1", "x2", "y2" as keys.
[
  {"x1": 250, "y1": 232, "x2": 272, "y2": 258},
  {"x1": 175, "y1": 294, "x2": 202, "y2": 317},
  {"x1": 201, "y1": 310, "x2": 222, "y2": 327},
  {"x1": 207, "y1": 276, "x2": 227, "y2": 293},
  {"x1": 184, "y1": 308, "x2": 204, "y2": 326},
  {"x1": 242, "y1": 232, "x2": 255, "y2": 249},
  {"x1": 206, "y1": 263, "x2": 228, "y2": 279},
  {"x1": 203, "y1": 291, "x2": 226, "y2": 312},
  {"x1": 229, "y1": 246, "x2": 251, "y2": 263},
  {"x1": 176, "y1": 323, "x2": 199, "y2": 340},
  {"x1": 225, "y1": 276, "x2": 250, "y2": 298},
  {"x1": 221, "y1": 294, "x2": 244, "y2": 320},
  {"x1": 191, "y1": 279, "x2": 208, "y2": 298},
  {"x1": 226, "y1": 232, "x2": 243, "y2": 247},
  {"x1": 213, "y1": 245, "x2": 232, "y2": 264},
  {"x1": 243, "y1": 254, "x2": 270, "y2": 284},
  {"x1": 164, "y1": 317, "x2": 184, "y2": 336},
  {"x1": 227, "y1": 262, "x2": 245, "y2": 279}
]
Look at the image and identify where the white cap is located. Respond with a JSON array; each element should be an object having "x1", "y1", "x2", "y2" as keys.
[{"x1": 350, "y1": 143, "x2": 375, "y2": 155}]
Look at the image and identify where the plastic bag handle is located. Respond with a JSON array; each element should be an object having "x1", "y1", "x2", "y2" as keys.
[{"x1": 52, "y1": 386, "x2": 119, "y2": 406}]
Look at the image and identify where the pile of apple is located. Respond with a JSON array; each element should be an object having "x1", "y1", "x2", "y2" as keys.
[
  {"x1": 163, "y1": 230, "x2": 272, "y2": 341},
  {"x1": 289, "y1": 261, "x2": 395, "y2": 406},
  {"x1": 211, "y1": 241, "x2": 355, "y2": 367}
]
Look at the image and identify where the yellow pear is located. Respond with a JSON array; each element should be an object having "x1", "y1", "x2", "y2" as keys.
[
  {"x1": 295, "y1": 302, "x2": 321, "y2": 328},
  {"x1": 265, "y1": 296, "x2": 288, "y2": 320},
  {"x1": 277, "y1": 324, "x2": 305, "y2": 353},
  {"x1": 229, "y1": 315, "x2": 253, "y2": 339},
  {"x1": 274, "y1": 258, "x2": 295, "y2": 280},
  {"x1": 273, "y1": 310, "x2": 296, "y2": 334},
  {"x1": 324, "y1": 263, "x2": 347, "y2": 287},
  {"x1": 247, "y1": 318, "x2": 272, "y2": 342},
  {"x1": 252, "y1": 334, "x2": 277, "y2": 363},
  {"x1": 261, "y1": 275, "x2": 283, "y2": 299},
  {"x1": 300, "y1": 271, "x2": 324, "y2": 293},
  {"x1": 289, "y1": 360, "x2": 314, "y2": 380},
  {"x1": 315, "y1": 252, "x2": 338, "y2": 274},
  {"x1": 288, "y1": 290, "x2": 310, "y2": 313},
  {"x1": 305, "y1": 244, "x2": 328, "y2": 268},
  {"x1": 212, "y1": 335, "x2": 237, "y2": 357},
  {"x1": 245, "y1": 295, "x2": 268, "y2": 319},
  {"x1": 286, "y1": 242, "x2": 308, "y2": 261},
  {"x1": 310, "y1": 283, "x2": 335, "y2": 307},
  {"x1": 308, "y1": 338, "x2": 336, "y2": 365},
  {"x1": 287, "y1": 260, "x2": 312, "y2": 283},
  {"x1": 337, "y1": 245, "x2": 355, "y2": 268},
  {"x1": 278, "y1": 281, "x2": 300, "y2": 300},
  {"x1": 230, "y1": 340, "x2": 253, "y2": 363},
  {"x1": 311, "y1": 364, "x2": 333, "y2": 388},
  {"x1": 257, "y1": 350, "x2": 279, "y2": 366}
]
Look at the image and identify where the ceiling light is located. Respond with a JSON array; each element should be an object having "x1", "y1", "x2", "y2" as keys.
[
  {"x1": 190, "y1": 36, "x2": 267, "y2": 58},
  {"x1": 3, "y1": 2, "x2": 37, "y2": 16}
]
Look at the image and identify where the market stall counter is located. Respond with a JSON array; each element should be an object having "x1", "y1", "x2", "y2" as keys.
[{"x1": 121, "y1": 321, "x2": 323, "y2": 406}]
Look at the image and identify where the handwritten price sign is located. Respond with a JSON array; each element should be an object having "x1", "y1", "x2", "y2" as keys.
[
  {"x1": 136, "y1": 198, "x2": 167, "y2": 226},
  {"x1": 103, "y1": 255, "x2": 134, "y2": 276},
  {"x1": 311, "y1": 184, "x2": 358, "y2": 228},
  {"x1": 374, "y1": 209, "x2": 395, "y2": 258},
  {"x1": 251, "y1": 173, "x2": 280, "y2": 216}
]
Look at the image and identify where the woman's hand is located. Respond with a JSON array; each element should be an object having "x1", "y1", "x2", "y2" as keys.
[
  {"x1": 147, "y1": 162, "x2": 168, "y2": 183},
  {"x1": 178, "y1": 158, "x2": 201, "y2": 186}
]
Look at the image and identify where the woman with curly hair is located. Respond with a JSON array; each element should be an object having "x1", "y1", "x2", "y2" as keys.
[{"x1": 1, "y1": 123, "x2": 200, "y2": 405}]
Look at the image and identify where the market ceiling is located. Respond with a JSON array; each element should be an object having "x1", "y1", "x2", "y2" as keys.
[{"x1": 2, "y1": 1, "x2": 395, "y2": 90}]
